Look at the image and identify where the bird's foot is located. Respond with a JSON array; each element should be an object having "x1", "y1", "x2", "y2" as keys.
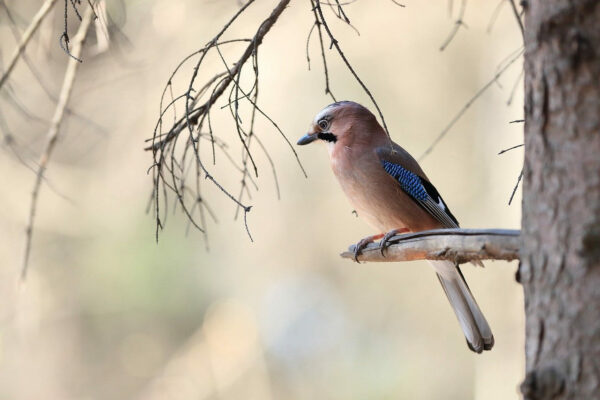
[
  {"x1": 379, "y1": 228, "x2": 410, "y2": 256},
  {"x1": 353, "y1": 233, "x2": 384, "y2": 262}
]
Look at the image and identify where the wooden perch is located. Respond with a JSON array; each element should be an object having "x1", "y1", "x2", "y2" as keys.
[{"x1": 340, "y1": 228, "x2": 520, "y2": 264}]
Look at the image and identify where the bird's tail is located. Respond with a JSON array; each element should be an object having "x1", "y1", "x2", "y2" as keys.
[{"x1": 429, "y1": 260, "x2": 494, "y2": 353}]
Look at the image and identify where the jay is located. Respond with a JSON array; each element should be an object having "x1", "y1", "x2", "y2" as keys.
[{"x1": 297, "y1": 101, "x2": 494, "y2": 353}]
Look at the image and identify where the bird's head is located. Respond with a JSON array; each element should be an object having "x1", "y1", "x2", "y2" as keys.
[{"x1": 297, "y1": 101, "x2": 382, "y2": 149}]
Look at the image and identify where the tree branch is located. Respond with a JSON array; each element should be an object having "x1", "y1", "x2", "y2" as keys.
[
  {"x1": 439, "y1": 0, "x2": 468, "y2": 51},
  {"x1": 508, "y1": 0, "x2": 524, "y2": 39},
  {"x1": 0, "y1": 0, "x2": 58, "y2": 91},
  {"x1": 340, "y1": 228, "x2": 520, "y2": 264},
  {"x1": 312, "y1": 0, "x2": 390, "y2": 136},
  {"x1": 146, "y1": 0, "x2": 295, "y2": 242},
  {"x1": 146, "y1": 0, "x2": 289, "y2": 152},
  {"x1": 21, "y1": 5, "x2": 94, "y2": 280},
  {"x1": 418, "y1": 47, "x2": 524, "y2": 161}
]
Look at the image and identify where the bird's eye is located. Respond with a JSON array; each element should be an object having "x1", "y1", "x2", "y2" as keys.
[{"x1": 318, "y1": 119, "x2": 329, "y2": 130}]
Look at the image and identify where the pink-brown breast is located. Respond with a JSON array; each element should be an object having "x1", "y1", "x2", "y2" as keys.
[{"x1": 330, "y1": 141, "x2": 442, "y2": 233}]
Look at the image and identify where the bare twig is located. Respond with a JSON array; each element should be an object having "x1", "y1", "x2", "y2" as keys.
[
  {"x1": 60, "y1": 0, "x2": 98, "y2": 61},
  {"x1": 147, "y1": 0, "x2": 295, "y2": 242},
  {"x1": 0, "y1": 1, "x2": 105, "y2": 134},
  {"x1": 486, "y1": 0, "x2": 505, "y2": 33},
  {"x1": 0, "y1": 0, "x2": 58, "y2": 91},
  {"x1": 21, "y1": 6, "x2": 94, "y2": 280},
  {"x1": 418, "y1": 48, "x2": 524, "y2": 161},
  {"x1": 447, "y1": 0, "x2": 454, "y2": 16},
  {"x1": 311, "y1": 0, "x2": 390, "y2": 136},
  {"x1": 340, "y1": 228, "x2": 520, "y2": 264},
  {"x1": 147, "y1": 3, "x2": 288, "y2": 151},
  {"x1": 307, "y1": 5, "x2": 336, "y2": 101},
  {"x1": 508, "y1": 169, "x2": 523, "y2": 205},
  {"x1": 328, "y1": 0, "x2": 361, "y2": 36},
  {"x1": 498, "y1": 143, "x2": 524, "y2": 155},
  {"x1": 440, "y1": 0, "x2": 467, "y2": 51},
  {"x1": 508, "y1": 0, "x2": 524, "y2": 38}
]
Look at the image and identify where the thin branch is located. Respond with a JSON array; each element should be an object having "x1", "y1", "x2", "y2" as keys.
[
  {"x1": 147, "y1": 0, "x2": 294, "y2": 242},
  {"x1": 340, "y1": 228, "x2": 520, "y2": 264},
  {"x1": 418, "y1": 47, "x2": 524, "y2": 161},
  {"x1": 147, "y1": 2, "x2": 287, "y2": 151},
  {"x1": 308, "y1": 5, "x2": 336, "y2": 101},
  {"x1": 60, "y1": 0, "x2": 98, "y2": 61},
  {"x1": 440, "y1": 0, "x2": 467, "y2": 51},
  {"x1": 305, "y1": 22, "x2": 317, "y2": 70},
  {"x1": 508, "y1": 169, "x2": 523, "y2": 205},
  {"x1": 1, "y1": 0, "x2": 106, "y2": 134},
  {"x1": 508, "y1": 0, "x2": 524, "y2": 38},
  {"x1": 0, "y1": 0, "x2": 58, "y2": 91},
  {"x1": 498, "y1": 143, "x2": 524, "y2": 155},
  {"x1": 329, "y1": 0, "x2": 361, "y2": 36},
  {"x1": 486, "y1": 0, "x2": 505, "y2": 33},
  {"x1": 21, "y1": 6, "x2": 94, "y2": 280},
  {"x1": 312, "y1": 0, "x2": 389, "y2": 135}
]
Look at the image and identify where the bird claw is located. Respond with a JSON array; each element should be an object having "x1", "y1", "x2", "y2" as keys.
[
  {"x1": 353, "y1": 234, "x2": 384, "y2": 262},
  {"x1": 379, "y1": 228, "x2": 409, "y2": 256},
  {"x1": 353, "y1": 238, "x2": 372, "y2": 262}
]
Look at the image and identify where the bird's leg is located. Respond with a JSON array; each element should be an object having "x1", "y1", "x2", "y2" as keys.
[
  {"x1": 379, "y1": 228, "x2": 410, "y2": 256},
  {"x1": 353, "y1": 233, "x2": 384, "y2": 262}
]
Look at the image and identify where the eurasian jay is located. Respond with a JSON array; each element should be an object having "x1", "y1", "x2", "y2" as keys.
[{"x1": 297, "y1": 101, "x2": 494, "y2": 353}]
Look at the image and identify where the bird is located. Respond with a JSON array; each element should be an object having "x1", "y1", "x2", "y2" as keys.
[{"x1": 297, "y1": 101, "x2": 494, "y2": 353}]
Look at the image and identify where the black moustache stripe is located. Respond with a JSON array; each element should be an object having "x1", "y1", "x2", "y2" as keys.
[{"x1": 318, "y1": 132, "x2": 337, "y2": 143}]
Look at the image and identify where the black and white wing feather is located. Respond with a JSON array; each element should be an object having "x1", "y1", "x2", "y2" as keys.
[{"x1": 380, "y1": 160, "x2": 459, "y2": 228}]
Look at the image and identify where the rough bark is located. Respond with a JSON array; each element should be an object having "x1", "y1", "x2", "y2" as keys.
[{"x1": 521, "y1": 1, "x2": 600, "y2": 399}]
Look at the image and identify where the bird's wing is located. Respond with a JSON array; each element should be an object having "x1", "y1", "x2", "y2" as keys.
[{"x1": 375, "y1": 145, "x2": 459, "y2": 228}]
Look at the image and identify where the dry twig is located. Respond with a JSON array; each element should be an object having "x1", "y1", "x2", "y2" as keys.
[
  {"x1": 418, "y1": 48, "x2": 524, "y2": 161},
  {"x1": 440, "y1": 0, "x2": 467, "y2": 51},
  {"x1": 306, "y1": 3, "x2": 336, "y2": 101},
  {"x1": 0, "y1": 0, "x2": 106, "y2": 135},
  {"x1": 486, "y1": 0, "x2": 506, "y2": 33},
  {"x1": 508, "y1": 169, "x2": 523, "y2": 205},
  {"x1": 508, "y1": 0, "x2": 524, "y2": 38},
  {"x1": 311, "y1": 0, "x2": 390, "y2": 135},
  {"x1": 146, "y1": 0, "x2": 297, "y2": 242},
  {"x1": 0, "y1": 0, "x2": 58, "y2": 91},
  {"x1": 21, "y1": 5, "x2": 95, "y2": 279},
  {"x1": 498, "y1": 143, "x2": 524, "y2": 155},
  {"x1": 60, "y1": 0, "x2": 98, "y2": 61}
]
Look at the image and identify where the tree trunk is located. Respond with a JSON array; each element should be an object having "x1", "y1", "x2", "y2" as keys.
[{"x1": 521, "y1": 1, "x2": 600, "y2": 399}]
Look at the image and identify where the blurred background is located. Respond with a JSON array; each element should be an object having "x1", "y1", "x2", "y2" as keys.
[{"x1": 0, "y1": 1, "x2": 525, "y2": 399}]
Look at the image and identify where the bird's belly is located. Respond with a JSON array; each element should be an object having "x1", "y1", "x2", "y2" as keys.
[
  {"x1": 333, "y1": 161, "x2": 438, "y2": 233},
  {"x1": 345, "y1": 186, "x2": 407, "y2": 232}
]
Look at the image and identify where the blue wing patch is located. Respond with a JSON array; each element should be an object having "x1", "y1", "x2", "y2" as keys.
[
  {"x1": 380, "y1": 159, "x2": 460, "y2": 227},
  {"x1": 381, "y1": 160, "x2": 428, "y2": 201}
]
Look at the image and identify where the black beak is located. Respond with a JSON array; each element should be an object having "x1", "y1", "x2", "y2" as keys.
[{"x1": 297, "y1": 133, "x2": 318, "y2": 145}]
